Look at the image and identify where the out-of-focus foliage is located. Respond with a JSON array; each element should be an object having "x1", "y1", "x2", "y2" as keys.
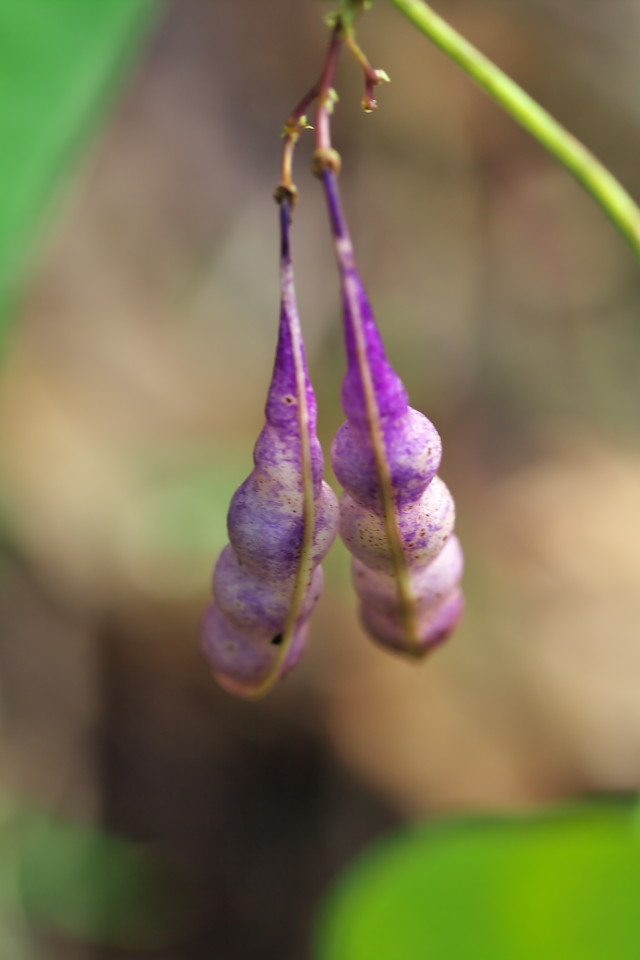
[
  {"x1": 0, "y1": 1, "x2": 172, "y2": 955},
  {"x1": 0, "y1": 794, "x2": 171, "y2": 955},
  {"x1": 317, "y1": 801, "x2": 640, "y2": 960},
  {"x1": 0, "y1": 0, "x2": 160, "y2": 334}
]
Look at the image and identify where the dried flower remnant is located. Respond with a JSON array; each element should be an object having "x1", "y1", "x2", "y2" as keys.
[
  {"x1": 320, "y1": 167, "x2": 464, "y2": 656},
  {"x1": 202, "y1": 198, "x2": 339, "y2": 697}
]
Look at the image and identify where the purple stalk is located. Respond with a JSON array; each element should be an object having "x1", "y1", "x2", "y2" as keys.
[
  {"x1": 321, "y1": 169, "x2": 464, "y2": 656},
  {"x1": 202, "y1": 199, "x2": 339, "y2": 697}
]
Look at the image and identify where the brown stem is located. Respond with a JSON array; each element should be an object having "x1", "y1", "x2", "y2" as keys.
[
  {"x1": 275, "y1": 8, "x2": 385, "y2": 196},
  {"x1": 314, "y1": 24, "x2": 343, "y2": 156},
  {"x1": 276, "y1": 21, "x2": 344, "y2": 199},
  {"x1": 343, "y1": 29, "x2": 389, "y2": 112},
  {"x1": 278, "y1": 85, "x2": 319, "y2": 200}
]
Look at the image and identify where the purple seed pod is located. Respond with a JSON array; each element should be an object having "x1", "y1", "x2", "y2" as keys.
[
  {"x1": 202, "y1": 199, "x2": 339, "y2": 698},
  {"x1": 320, "y1": 167, "x2": 464, "y2": 656}
]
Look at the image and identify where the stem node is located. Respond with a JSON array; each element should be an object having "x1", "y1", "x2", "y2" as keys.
[{"x1": 312, "y1": 148, "x2": 342, "y2": 178}]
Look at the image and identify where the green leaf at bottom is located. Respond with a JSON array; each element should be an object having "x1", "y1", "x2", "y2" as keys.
[{"x1": 317, "y1": 801, "x2": 640, "y2": 960}]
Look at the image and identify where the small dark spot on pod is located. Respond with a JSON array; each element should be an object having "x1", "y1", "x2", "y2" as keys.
[
  {"x1": 271, "y1": 634, "x2": 284, "y2": 646},
  {"x1": 283, "y1": 395, "x2": 296, "y2": 405}
]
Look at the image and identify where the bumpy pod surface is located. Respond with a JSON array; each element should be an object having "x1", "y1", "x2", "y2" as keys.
[
  {"x1": 202, "y1": 200, "x2": 339, "y2": 697},
  {"x1": 321, "y1": 169, "x2": 464, "y2": 656}
]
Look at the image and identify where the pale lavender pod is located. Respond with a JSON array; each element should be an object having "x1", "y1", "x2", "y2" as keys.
[
  {"x1": 201, "y1": 199, "x2": 339, "y2": 697},
  {"x1": 320, "y1": 167, "x2": 464, "y2": 656}
]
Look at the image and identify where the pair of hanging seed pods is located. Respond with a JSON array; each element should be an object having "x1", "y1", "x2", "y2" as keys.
[{"x1": 201, "y1": 159, "x2": 464, "y2": 699}]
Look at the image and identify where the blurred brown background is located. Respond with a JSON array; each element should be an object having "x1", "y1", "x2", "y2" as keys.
[{"x1": 1, "y1": 0, "x2": 640, "y2": 956}]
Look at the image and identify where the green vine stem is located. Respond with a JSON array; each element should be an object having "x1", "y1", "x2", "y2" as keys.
[{"x1": 386, "y1": 0, "x2": 640, "y2": 260}]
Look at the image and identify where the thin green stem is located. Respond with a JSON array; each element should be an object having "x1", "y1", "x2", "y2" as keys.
[{"x1": 387, "y1": 0, "x2": 640, "y2": 260}]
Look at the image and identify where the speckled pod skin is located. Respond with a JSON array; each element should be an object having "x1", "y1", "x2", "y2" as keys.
[
  {"x1": 202, "y1": 200, "x2": 339, "y2": 697},
  {"x1": 321, "y1": 168, "x2": 464, "y2": 656}
]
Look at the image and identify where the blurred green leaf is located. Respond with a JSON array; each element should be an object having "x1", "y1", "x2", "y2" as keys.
[
  {"x1": 0, "y1": 0, "x2": 162, "y2": 339},
  {"x1": 0, "y1": 796, "x2": 176, "y2": 950},
  {"x1": 0, "y1": 798, "x2": 36, "y2": 959},
  {"x1": 18, "y1": 812, "x2": 171, "y2": 947},
  {"x1": 317, "y1": 801, "x2": 640, "y2": 960}
]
